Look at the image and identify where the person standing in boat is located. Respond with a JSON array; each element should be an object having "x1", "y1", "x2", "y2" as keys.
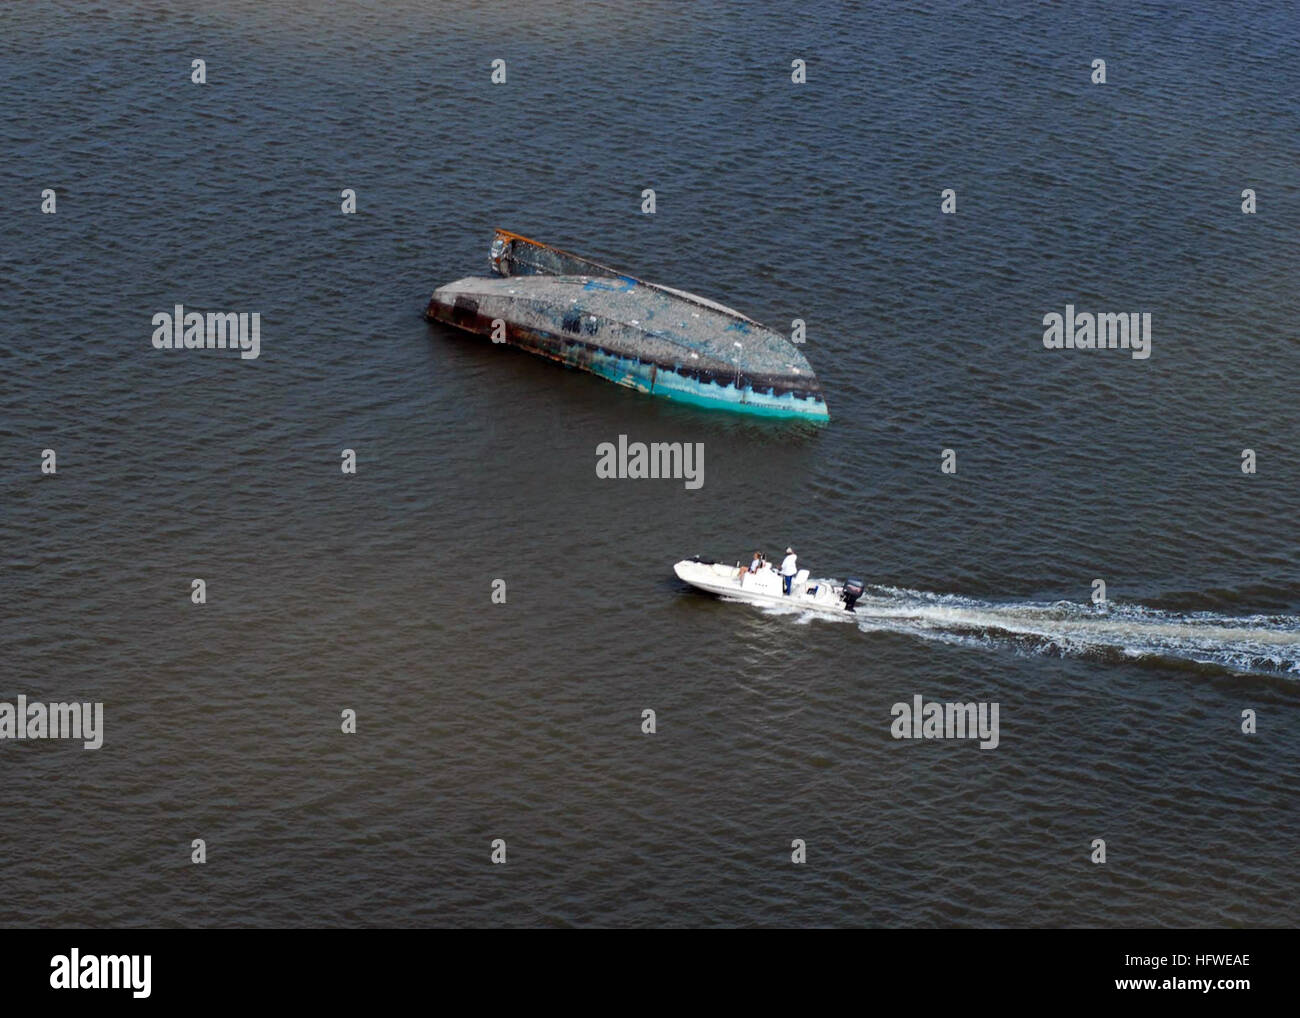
[{"x1": 780, "y1": 547, "x2": 798, "y2": 595}]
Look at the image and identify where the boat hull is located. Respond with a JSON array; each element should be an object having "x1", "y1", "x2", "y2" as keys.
[
  {"x1": 426, "y1": 278, "x2": 830, "y2": 420},
  {"x1": 673, "y1": 558, "x2": 851, "y2": 613},
  {"x1": 425, "y1": 231, "x2": 830, "y2": 421}
]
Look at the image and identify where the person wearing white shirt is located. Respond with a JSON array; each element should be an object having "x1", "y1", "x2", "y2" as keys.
[{"x1": 780, "y1": 547, "x2": 798, "y2": 595}]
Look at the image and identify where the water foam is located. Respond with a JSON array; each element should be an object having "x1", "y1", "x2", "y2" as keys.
[{"x1": 759, "y1": 585, "x2": 1300, "y2": 676}]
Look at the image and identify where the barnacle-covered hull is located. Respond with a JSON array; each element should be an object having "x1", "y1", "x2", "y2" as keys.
[{"x1": 424, "y1": 231, "x2": 829, "y2": 420}]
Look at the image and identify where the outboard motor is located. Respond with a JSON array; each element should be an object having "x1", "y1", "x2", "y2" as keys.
[{"x1": 842, "y1": 578, "x2": 864, "y2": 612}]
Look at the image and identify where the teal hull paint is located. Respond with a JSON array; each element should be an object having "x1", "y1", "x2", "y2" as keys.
[{"x1": 582, "y1": 346, "x2": 829, "y2": 420}]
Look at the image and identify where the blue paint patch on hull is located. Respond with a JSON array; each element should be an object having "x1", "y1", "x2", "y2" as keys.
[
  {"x1": 647, "y1": 363, "x2": 829, "y2": 419},
  {"x1": 581, "y1": 345, "x2": 829, "y2": 420}
]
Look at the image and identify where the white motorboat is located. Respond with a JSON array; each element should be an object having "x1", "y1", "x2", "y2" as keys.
[{"x1": 673, "y1": 557, "x2": 864, "y2": 614}]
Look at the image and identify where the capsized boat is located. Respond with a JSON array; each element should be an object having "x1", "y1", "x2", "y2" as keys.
[
  {"x1": 673, "y1": 557, "x2": 864, "y2": 613},
  {"x1": 425, "y1": 230, "x2": 829, "y2": 420}
]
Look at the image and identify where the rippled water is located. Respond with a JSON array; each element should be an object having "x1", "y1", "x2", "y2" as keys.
[{"x1": 2, "y1": 0, "x2": 1299, "y2": 927}]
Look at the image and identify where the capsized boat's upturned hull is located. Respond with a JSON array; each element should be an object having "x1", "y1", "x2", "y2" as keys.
[{"x1": 424, "y1": 231, "x2": 830, "y2": 421}]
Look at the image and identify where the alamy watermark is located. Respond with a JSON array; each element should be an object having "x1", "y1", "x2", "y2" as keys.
[
  {"x1": 152, "y1": 304, "x2": 261, "y2": 359},
  {"x1": 596, "y1": 435, "x2": 704, "y2": 490},
  {"x1": 890, "y1": 694, "x2": 999, "y2": 749},
  {"x1": 0, "y1": 696, "x2": 103, "y2": 749},
  {"x1": 1042, "y1": 304, "x2": 1151, "y2": 360},
  {"x1": 50, "y1": 950, "x2": 150, "y2": 998}
]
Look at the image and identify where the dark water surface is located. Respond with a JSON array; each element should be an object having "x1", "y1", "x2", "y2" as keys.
[{"x1": 2, "y1": 1, "x2": 1299, "y2": 927}]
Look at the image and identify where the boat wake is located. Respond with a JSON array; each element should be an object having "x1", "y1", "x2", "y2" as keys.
[{"x1": 752, "y1": 585, "x2": 1300, "y2": 677}]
